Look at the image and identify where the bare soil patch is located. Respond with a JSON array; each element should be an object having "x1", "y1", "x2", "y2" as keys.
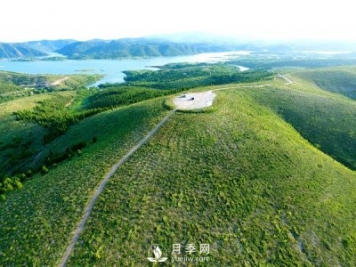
[{"x1": 173, "y1": 91, "x2": 216, "y2": 110}]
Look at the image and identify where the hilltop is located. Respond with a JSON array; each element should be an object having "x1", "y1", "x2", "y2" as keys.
[{"x1": 0, "y1": 58, "x2": 356, "y2": 266}]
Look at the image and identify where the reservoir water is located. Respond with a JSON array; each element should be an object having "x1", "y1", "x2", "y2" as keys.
[{"x1": 0, "y1": 51, "x2": 249, "y2": 86}]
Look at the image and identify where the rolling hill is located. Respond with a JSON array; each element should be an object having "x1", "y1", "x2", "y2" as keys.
[
  {"x1": 66, "y1": 88, "x2": 356, "y2": 266},
  {"x1": 0, "y1": 71, "x2": 102, "y2": 104},
  {"x1": 1, "y1": 64, "x2": 356, "y2": 266},
  {"x1": 0, "y1": 40, "x2": 74, "y2": 59},
  {"x1": 294, "y1": 67, "x2": 356, "y2": 100},
  {"x1": 0, "y1": 43, "x2": 47, "y2": 58},
  {"x1": 2, "y1": 34, "x2": 356, "y2": 60},
  {"x1": 0, "y1": 37, "x2": 240, "y2": 59},
  {"x1": 55, "y1": 38, "x2": 241, "y2": 59},
  {"x1": 256, "y1": 69, "x2": 356, "y2": 170},
  {"x1": 22, "y1": 39, "x2": 77, "y2": 53}
]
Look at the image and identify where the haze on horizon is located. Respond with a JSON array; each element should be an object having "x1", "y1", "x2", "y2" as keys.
[{"x1": 1, "y1": 0, "x2": 355, "y2": 43}]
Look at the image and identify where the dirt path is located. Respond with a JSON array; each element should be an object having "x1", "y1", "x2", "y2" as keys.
[
  {"x1": 51, "y1": 76, "x2": 69, "y2": 86},
  {"x1": 65, "y1": 98, "x2": 75, "y2": 107},
  {"x1": 59, "y1": 109, "x2": 176, "y2": 267},
  {"x1": 277, "y1": 73, "x2": 294, "y2": 85}
]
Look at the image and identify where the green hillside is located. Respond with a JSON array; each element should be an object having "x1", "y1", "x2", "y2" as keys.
[
  {"x1": 0, "y1": 93, "x2": 65, "y2": 177},
  {"x1": 0, "y1": 71, "x2": 102, "y2": 103},
  {"x1": 249, "y1": 69, "x2": 356, "y2": 170},
  {"x1": 294, "y1": 67, "x2": 356, "y2": 100},
  {"x1": 1, "y1": 61, "x2": 356, "y2": 266},
  {"x1": 0, "y1": 43, "x2": 46, "y2": 58},
  {"x1": 0, "y1": 64, "x2": 271, "y2": 199},
  {"x1": 65, "y1": 88, "x2": 356, "y2": 266},
  {"x1": 1, "y1": 80, "x2": 356, "y2": 266},
  {"x1": 0, "y1": 98, "x2": 171, "y2": 265},
  {"x1": 123, "y1": 63, "x2": 272, "y2": 90},
  {"x1": 23, "y1": 39, "x2": 76, "y2": 53},
  {"x1": 56, "y1": 39, "x2": 240, "y2": 59}
]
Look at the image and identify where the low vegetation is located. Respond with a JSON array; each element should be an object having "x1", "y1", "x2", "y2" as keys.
[
  {"x1": 14, "y1": 94, "x2": 103, "y2": 142},
  {"x1": 1, "y1": 58, "x2": 356, "y2": 266},
  {"x1": 0, "y1": 70, "x2": 102, "y2": 103},
  {"x1": 123, "y1": 63, "x2": 273, "y2": 90},
  {"x1": 56, "y1": 39, "x2": 241, "y2": 59},
  {"x1": 294, "y1": 67, "x2": 356, "y2": 99},
  {"x1": 88, "y1": 86, "x2": 173, "y2": 109},
  {"x1": 249, "y1": 68, "x2": 356, "y2": 170},
  {"x1": 66, "y1": 88, "x2": 356, "y2": 266},
  {"x1": 233, "y1": 55, "x2": 356, "y2": 70},
  {"x1": 2, "y1": 62, "x2": 268, "y2": 197},
  {"x1": 0, "y1": 98, "x2": 170, "y2": 265}
]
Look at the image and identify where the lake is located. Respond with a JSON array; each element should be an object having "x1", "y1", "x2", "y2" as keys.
[{"x1": 0, "y1": 51, "x2": 249, "y2": 86}]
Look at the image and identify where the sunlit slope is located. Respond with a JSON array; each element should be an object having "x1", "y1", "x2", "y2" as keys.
[
  {"x1": 0, "y1": 98, "x2": 170, "y2": 266},
  {"x1": 0, "y1": 92, "x2": 76, "y2": 176},
  {"x1": 66, "y1": 89, "x2": 356, "y2": 266},
  {"x1": 250, "y1": 73, "x2": 356, "y2": 170},
  {"x1": 294, "y1": 66, "x2": 356, "y2": 100}
]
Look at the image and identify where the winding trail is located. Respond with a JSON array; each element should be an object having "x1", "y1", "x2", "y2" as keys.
[
  {"x1": 59, "y1": 109, "x2": 176, "y2": 267},
  {"x1": 277, "y1": 73, "x2": 294, "y2": 85},
  {"x1": 51, "y1": 76, "x2": 69, "y2": 86}
]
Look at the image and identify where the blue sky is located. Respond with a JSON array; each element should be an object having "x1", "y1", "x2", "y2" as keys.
[{"x1": 1, "y1": 0, "x2": 355, "y2": 42}]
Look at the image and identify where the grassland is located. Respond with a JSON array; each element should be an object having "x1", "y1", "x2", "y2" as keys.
[
  {"x1": 1, "y1": 63, "x2": 270, "y2": 186},
  {"x1": 0, "y1": 70, "x2": 102, "y2": 103},
  {"x1": 294, "y1": 66, "x2": 356, "y2": 99},
  {"x1": 0, "y1": 91, "x2": 76, "y2": 176},
  {"x1": 1, "y1": 62, "x2": 356, "y2": 266},
  {"x1": 87, "y1": 86, "x2": 173, "y2": 109},
  {"x1": 123, "y1": 63, "x2": 272, "y2": 90},
  {"x1": 249, "y1": 69, "x2": 356, "y2": 170},
  {"x1": 64, "y1": 88, "x2": 356, "y2": 266},
  {"x1": 0, "y1": 98, "x2": 170, "y2": 266}
]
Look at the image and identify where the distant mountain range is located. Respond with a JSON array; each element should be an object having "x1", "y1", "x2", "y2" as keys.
[
  {"x1": 55, "y1": 38, "x2": 245, "y2": 59},
  {"x1": 0, "y1": 40, "x2": 75, "y2": 59},
  {"x1": 0, "y1": 38, "x2": 245, "y2": 60},
  {"x1": 0, "y1": 43, "x2": 47, "y2": 58},
  {"x1": 1, "y1": 34, "x2": 356, "y2": 59},
  {"x1": 23, "y1": 39, "x2": 77, "y2": 53}
]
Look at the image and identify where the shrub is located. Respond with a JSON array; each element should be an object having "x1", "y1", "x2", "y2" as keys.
[{"x1": 41, "y1": 165, "x2": 49, "y2": 175}]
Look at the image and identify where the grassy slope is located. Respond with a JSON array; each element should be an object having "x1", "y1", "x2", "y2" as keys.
[
  {"x1": 0, "y1": 98, "x2": 170, "y2": 266},
  {"x1": 294, "y1": 66, "x2": 356, "y2": 99},
  {"x1": 64, "y1": 89, "x2": 356, "y2": 266},
  {"x1": 0, "y1": 92, "x2": 76, "y2": 175},
  {"x1": 1, "y1": 71, "x2": 356, "y2": 266},
  {"x1": 0, "y1": 71, "x2": 102, "y2": 103},
  {"x1": 251, "y1": 71, "x2": 356, "y2": 170}
]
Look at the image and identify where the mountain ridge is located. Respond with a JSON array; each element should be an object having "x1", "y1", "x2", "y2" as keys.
[
  {"x1": 0, "y1": 37, "x2": 243, "y2": 59},
  {"x1": 2, "y1": 33, "x2": 356, "y2": 59},
  {"x1": 55, "y1": 38, "x2": 243, "y2": 59},
  {"x1": 0, "y1": 43, "x2": 47, "y2": 58},
  {"x1": 23, "y1": 39, "x2": 77, "y2": 53}
]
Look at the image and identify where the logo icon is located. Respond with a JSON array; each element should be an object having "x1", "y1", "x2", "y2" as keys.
[{"x1": 147, "y1": 245, "x2": 168, "y2": 263}]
